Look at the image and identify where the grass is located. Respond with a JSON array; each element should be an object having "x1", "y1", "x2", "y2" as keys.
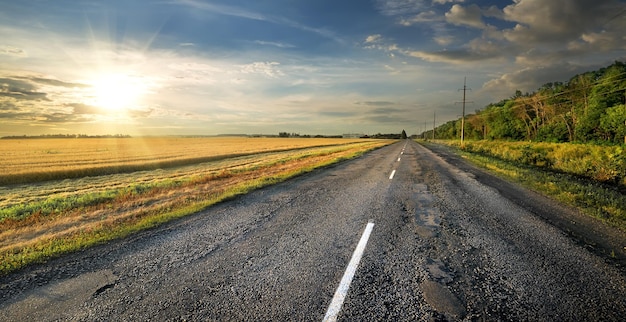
[
  {"x1": 0, "y1": 138, "x2": 392, "y2": 275},
  {"x1": 448, "y1": 140, "x2": 626, "y2": 186},
  {"x1": 427, "y1": 140, "x2": 626, "y2": 232}
]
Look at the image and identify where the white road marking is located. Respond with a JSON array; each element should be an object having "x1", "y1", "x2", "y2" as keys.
[
  {"x1": 323, "y1": 222, "x2": 375, "y2": 322},
  {"x1": 389, "y1": 170, "x2": 396, "y2": 179},
  {"x1": 397, "y1": 157, "x2": 401, "y2": 162}
]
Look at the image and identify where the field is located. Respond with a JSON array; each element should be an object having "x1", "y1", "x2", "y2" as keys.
[
  {"x1": 431, "y1": 140, "x2": 626, "y2": 231},
  {"x1": 0, "y1": 137, "x2": 392, "y2": 274},
  {"x1": 0, "y1": 137, "x2": 380, "y2": 185}
]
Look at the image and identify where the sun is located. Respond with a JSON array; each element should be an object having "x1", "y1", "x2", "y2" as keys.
[{"x1": 87, "y1": 73, "x2": 146, "y2": 112}]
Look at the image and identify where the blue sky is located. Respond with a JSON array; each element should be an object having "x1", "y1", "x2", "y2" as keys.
[{"x1": 1, "y1": 0, "x2": 625, "y2": 136}]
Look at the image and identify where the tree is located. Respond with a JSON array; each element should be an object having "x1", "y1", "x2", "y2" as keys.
[
  {"x1": 401, "y1": 129, "x2": 408, "y2": 139},
  {"x1": 600, "y1": 104, "x2": 626, "y2": 143},
  {"x1": 576, "y1": 62, "x2": 626, "y2": 142}
]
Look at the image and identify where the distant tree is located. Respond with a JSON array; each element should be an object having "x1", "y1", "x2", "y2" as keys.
[{"x1": 401, "y1": 129, "x2": 407, "y2": 139}]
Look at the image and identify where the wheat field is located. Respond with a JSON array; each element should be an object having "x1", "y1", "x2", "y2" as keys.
[
  {"x1": 0, "y1": 137, "x2": 391, "y2": 274},
  {"x1": 0, "y1": 137, "x2": 368, "y2": 185}
]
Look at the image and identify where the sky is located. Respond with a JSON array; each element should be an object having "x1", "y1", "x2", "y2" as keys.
[{"x1": 1, "y1": 0, "x2": 625, "y2": 136}]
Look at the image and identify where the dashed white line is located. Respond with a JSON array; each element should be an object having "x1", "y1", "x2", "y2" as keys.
[
  {"x1": 323, "y1": 222, "x2": 375, "y2": 322},
  {"x1": 397, "y1": 157, "x2": 401, "y2": 162},
  {"x1": 389, "y1": 170, "x2": 396, "y2": 179}
]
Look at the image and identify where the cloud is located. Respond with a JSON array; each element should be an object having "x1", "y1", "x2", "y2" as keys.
[
  {"x1": 375, "y1": 0, "x2": 427, "y2": 16},
  {"x1": 0, "y1": 45, "x2": 26, "y2": 57},
  {"x1": 17, "y1": 76, "x2": 88, "y2": 89},
  {"x1": 175, "y1": 0, "x2": 266, "y2": 21},
  {"x1": 445, "y1": 4, "x2": 485, "y2": 29},
  {"x1": 434, "y1": 36, "x2": 454, "y2": 46},
  {"x1": 363, "y1": 35, "x2": 402, "y2": 53},
  {"x1": 362, "y1": 114, "x2": 415, "y2": 124},
  {"x1": 482, "y1": 63, "x2": 591, "y2": 97},
  {"x1": 370, "y1": 107, "x2": 407, "y2": 114},
  {"x1": 239, "y1": 62, "x2": 284, "y2": 78},
  {"x1": 365, "y1": 34, "x2": 383, "y2": 44},
  {"x1": 407, "y1": 44, "x2": 503, "y2": 64},
  {"x1": 0, "y1": 77, "x2": 49, "y2": 101},
  {"x1": 68, "y1": 103, "x2": 106, "y2": 115},
  {"x1": 355, "y1": 101, "x2": 396, "y2": 106},
  {"x1": 433, "y1": 0, "x2": 465, "y2": 4},
  {"x1": 176, "y1": 0, "x2": 343, "y2": 43},
  {"x1": 499, "y1": 0, "x2": 625, "y2": 45},
  {"x1": 253, "y1": 40, "x2": 295, "y2": 48},
  {"x1": 0, "y1": 111, "x2": 31, "y2": 119},
  {"x1": 0, "y1": 101, "x2": 19, "y2": 111},
  {"x1": 399, "y1": 11, "x2": 442, "y2": 26}
]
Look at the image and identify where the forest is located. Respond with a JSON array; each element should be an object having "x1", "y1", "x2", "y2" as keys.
[{"x1": 428, "y1": 61, "x2": 626, "y2": 144}]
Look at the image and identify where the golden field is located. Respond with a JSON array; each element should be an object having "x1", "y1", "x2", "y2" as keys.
[
  {"x1": 0, "y1": 137, "x2": 392, "y2": 274},
  {"x1": 0, "y1": 137, "x2": 372, "y2": 185}
]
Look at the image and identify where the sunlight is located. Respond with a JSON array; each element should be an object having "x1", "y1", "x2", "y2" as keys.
[{"x1": 87, "y1": 73, "x2": 147, "y2": 112}]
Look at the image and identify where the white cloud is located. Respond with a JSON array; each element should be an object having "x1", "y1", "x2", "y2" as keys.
[
  {"x1": 238, "y1": 62, "x2": 284, "y2": 78},
  {"x1": 399, "y1": 11, "x2": 442, "y2": 26},
  {"x1": 433, "y1": 36, "x2": 454, "y2": 46},
  {"x1": 445, "y1": 4, "x2": 485, "y2": 29},
  {"x1": 365, "y1": 34, "x2": 383, "y2": 43},
  {"x1": 407, "y1": 48, "x2": 501, "y2": 64}
]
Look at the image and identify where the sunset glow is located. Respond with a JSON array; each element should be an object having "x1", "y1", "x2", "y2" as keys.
[
  {"x1": 87, "y1": 74, "x2": 147, "y2": 113},
  {"x1": 1, "y1": 0, "x2": 625, "y2": 136}
]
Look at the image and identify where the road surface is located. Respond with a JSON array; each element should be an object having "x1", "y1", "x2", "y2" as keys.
[{"x1": 1, "y1": 140, "x2": 625, "y2": 321}]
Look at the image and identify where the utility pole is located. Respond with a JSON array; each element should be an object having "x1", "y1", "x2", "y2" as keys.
[
  {"x1": 457, "y1": 77, "x2": 472, "y2": 147},
  {"x1": 433, "y1": 110, "x2": 436, "y2": 140}
]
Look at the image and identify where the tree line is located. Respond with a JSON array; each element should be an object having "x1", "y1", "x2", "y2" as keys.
[{"x1": 427, "y1": 61, "x2": 626, "y2": 144}]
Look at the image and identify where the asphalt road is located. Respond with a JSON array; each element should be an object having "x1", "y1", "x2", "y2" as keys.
[{"x1": 1, "y1": 140, "x2": 625, "y2": 321}]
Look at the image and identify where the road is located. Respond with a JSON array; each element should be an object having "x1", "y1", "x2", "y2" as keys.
[{"x1": 1, "y1": 140, "x2": 625, "y2": 321}]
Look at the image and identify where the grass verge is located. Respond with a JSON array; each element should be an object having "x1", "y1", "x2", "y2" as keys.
[
  {"x1": 424, "y1": 140, "x2": 626, "y2": 232},
  {"x1": 0, "y1": 141, "x2": 390, "y2": 276}
]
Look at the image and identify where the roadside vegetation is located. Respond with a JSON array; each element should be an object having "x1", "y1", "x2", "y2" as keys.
[
  {"x1": 0, "y1": 137, "x2": 392, "y2": 275},
  {"x1": 424, "y1": 61, "x2": 626, "y2": 145},
  {"x1": 417, "y1": 61, "x2": 626, "y2": 232},
  {"x1": 429, "y1": 140, "x2": 626, "y2": 232}
]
